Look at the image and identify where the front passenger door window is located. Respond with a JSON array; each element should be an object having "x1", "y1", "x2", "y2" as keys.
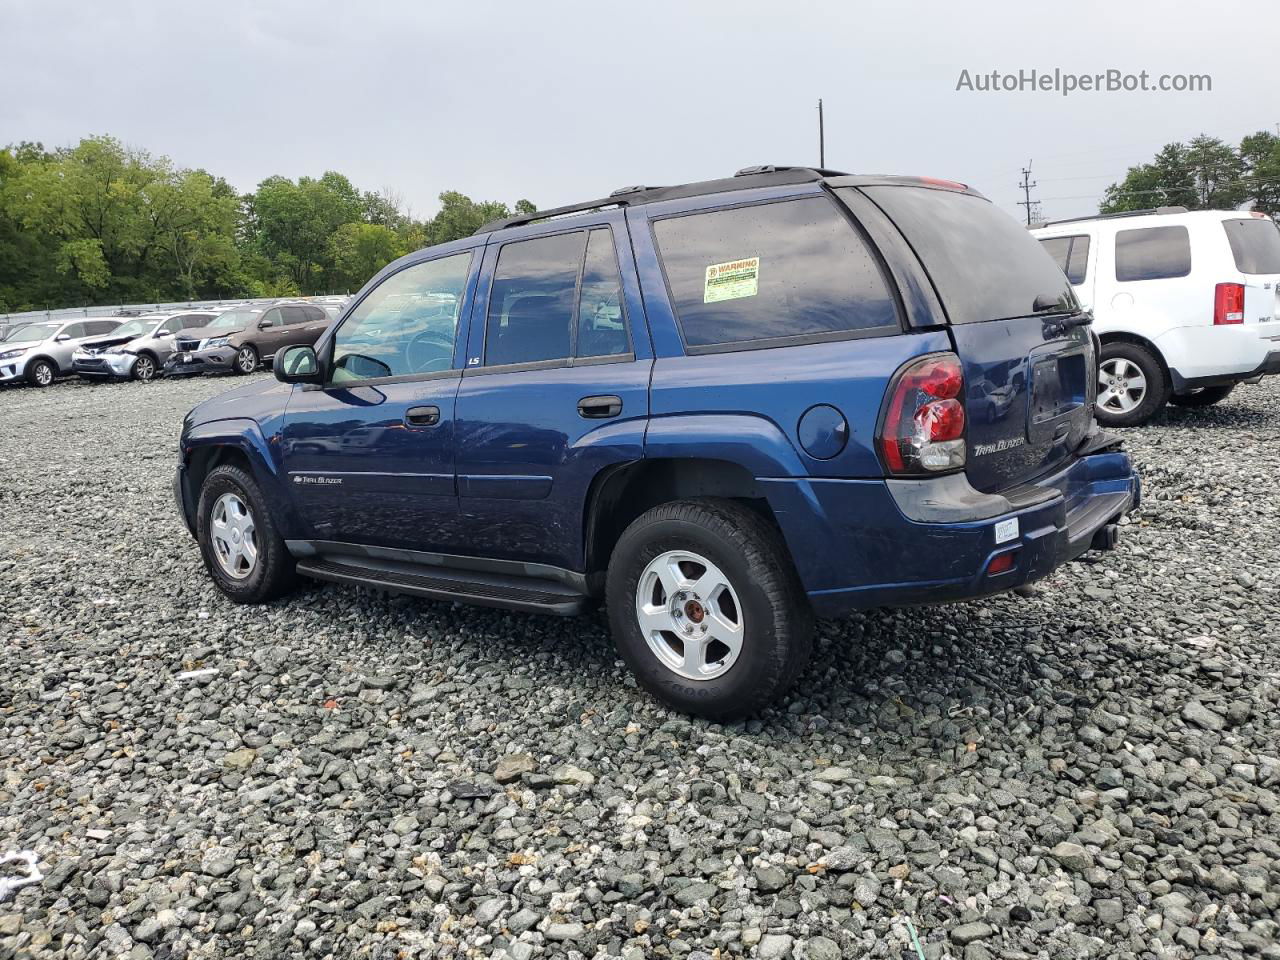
[{"x1": 331, "y1": 252, "x2": 472, "y2": 383}]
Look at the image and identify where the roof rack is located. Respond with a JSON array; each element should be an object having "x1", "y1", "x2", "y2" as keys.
[
  {"x1": 475, "y1": 166, "x2": 853, "y2": 235},
  {"x1": 1031, "y1": 205, "x2": 1188, "y2": 229}
]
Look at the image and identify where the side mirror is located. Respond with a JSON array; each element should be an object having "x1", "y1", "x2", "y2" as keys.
[
  {"x1": 156, "y1": 329, "x2": 173, "y2": 338},
  {"x1": 275, "y1": 344, "x2": 323, "y2": 384},
  {"x1": 258, "y1": 319, "x2": 273, "y2": 329},
  {"x1": 56, "y1": 333, "x2": 71, "y2": 342}
]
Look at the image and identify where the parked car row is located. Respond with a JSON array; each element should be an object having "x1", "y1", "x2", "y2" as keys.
[
  {"x1": 0, "y1": 298, "x2": 346, "y2": 387},
  {"x1": 1031, "y1": 207, "x2": 1280, "y2": 425}
]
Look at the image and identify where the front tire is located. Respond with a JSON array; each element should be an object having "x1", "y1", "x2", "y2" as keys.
[
  {"x1": 132, "y1": 354, "x2": 157, "y2": 382},
  {"x1": 26, "y1": 359, "x2": 55, "y2": 387},
  {"x1": 1096, "y1": 342, "x2": 1169, "y2": 427},
  {"x1": 233, "y1": 345, "x2": 258, "y2": 375},
  {"x1": 1169, "y1": 384, "x2": 1234, "y2": 408},
  {"x1": 196, "y1": 464, "x2": 297, "y2": 603},
  {"x1": 606, "y1": 498, "x2": 813, "y2": 721}
]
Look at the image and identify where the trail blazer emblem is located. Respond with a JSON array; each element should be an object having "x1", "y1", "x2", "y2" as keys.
[
  {"x1": 293, "y1": 475, "x2": 343, "y2": 485},
  {"x1": 973, "y1": 437, "x2": 1025, "y2": 456}
]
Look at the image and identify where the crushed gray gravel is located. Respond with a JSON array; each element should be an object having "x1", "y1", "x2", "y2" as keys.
[{"x1": 2, "y1": 373, "x2": 1280, "y2": 960}]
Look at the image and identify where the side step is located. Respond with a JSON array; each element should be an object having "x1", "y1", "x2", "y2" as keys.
[{"x1": 295, "y1": 555, "x2": 590, "y2": 616}]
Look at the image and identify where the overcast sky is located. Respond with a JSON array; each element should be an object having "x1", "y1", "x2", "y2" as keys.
[{"x1": 2, "y1": 0, "x2": 1275, "y2": 224}]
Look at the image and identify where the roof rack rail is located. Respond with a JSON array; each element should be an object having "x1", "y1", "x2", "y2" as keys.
[
  {"x1": 474, "y1": 165, "x2": 855, "y2": 235},
  {"x1": 1032, "y1": 205, "x2": 1189, "y2": 228}
]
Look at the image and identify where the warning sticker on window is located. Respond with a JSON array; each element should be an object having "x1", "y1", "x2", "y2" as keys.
[{"x1": 704, "y1": 257, "x2": 760, "y2": 303}]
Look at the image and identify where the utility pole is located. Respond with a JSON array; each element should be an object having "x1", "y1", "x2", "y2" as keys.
[
  {"x1": 817, "y1": 99, "x2": 825, "y2": 168},
  {"x1": 1017, "y1": 160, "x2": 1038, "y2": 225}
]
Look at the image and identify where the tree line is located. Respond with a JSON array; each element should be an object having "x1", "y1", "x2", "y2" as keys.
[
  {"x1": 0, "y1": 135, "x2": 535, "y2": 314},
  {"x1": 1100, "y1": 131, "x2": 1280, "y2": 215}
]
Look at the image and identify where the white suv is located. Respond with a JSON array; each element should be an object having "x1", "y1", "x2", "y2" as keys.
[{"x1": 1031, "y1": 208, "x2": 1280, "y2": 425}]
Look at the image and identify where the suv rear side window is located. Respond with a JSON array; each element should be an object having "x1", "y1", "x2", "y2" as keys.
[
  {"x1": 1114, "y1": 225, "x2": 1191, "y2": 282},
  {"x1": 577, "y1": 229, "x2": 629, "y2": 358},
  {"x1": 1223, "y1": 218, "x2": 1280, "y2": 274},
  {"x1": 857, "y1": 186, "x2": 1073, "y2": 324},
  {"x1": 1039, "y1": 234, "x2": 1090, "y2": 285},
  {"x1": 653, "y1": 196, "x2": 898, "y2": 349},
  {"x1": 485, "y1": 232, "x2": 587, "y2": 366}
]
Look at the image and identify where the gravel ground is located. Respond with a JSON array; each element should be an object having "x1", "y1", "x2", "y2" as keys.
[{"x1": 2, "y1": 373, "x2": 1279, "y2": 960}]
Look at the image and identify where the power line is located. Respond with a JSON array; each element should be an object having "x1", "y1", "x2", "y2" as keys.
[{"x1": 1039, "y1": 174, "x2": 1280, "y2": 203}]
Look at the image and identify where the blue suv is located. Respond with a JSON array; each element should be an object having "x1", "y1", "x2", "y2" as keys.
[{"x1": 175, "y1": 166, "x2": 1140, "y2": 719}]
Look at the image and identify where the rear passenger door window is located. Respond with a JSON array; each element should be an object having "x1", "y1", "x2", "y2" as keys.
[
  {"x1": 485, "y1": 232, "x2": 586, "y2": 367},
  {"x1": 1039, "y1": 235, "x2": 1090, "y2": 285},
  {"x1": 577, "y1": 229, "x2": 630, "y2": 358},
  {"x1": 651, "y1": 196, "x2": 899, "y2": 351},
  {"x1": 1115, "y1": 226, "x2": 1191, "y2": 282}
]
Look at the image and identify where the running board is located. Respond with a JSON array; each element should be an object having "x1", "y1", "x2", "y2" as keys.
[{"x1": 295, "y1": 555, "x2": 590, "y2": 616}]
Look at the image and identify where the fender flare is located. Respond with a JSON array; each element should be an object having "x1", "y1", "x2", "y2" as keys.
[
  {"x1": 180, "y1": 418, "x2": 303, "y2": 537},
  {"x1": 642, "y1": 413, "x2": 807, "y2": 477}
]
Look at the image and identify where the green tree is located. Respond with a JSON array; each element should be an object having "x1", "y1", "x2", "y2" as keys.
[
  {"x1": 425, "y1": 191, "x2": 536, "y2": 244},
  {"x1": 1239, "y1": 131, "x2": 1280, "y2": 216},
  {"x1": 329, "y1": 222, "x2": 405, "y2": 291},
  {"x1": 247, "y1": 171, "x2": 363, "y2": 292},
  {"x1": 1100, "y1": 134, "x2": 1261, "y2": 214}
]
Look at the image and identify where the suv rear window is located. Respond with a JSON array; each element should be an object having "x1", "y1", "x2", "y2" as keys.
[
  {"x1": 652, "y1": 196, "x2": 898, "y2": 350},
  {"x1": 858, "y1": 186, "x2": 1073, "y2": 324},
  {"x1": 1039, "y1": 234, "x2": 1090, "y2": 285},
  {"x1": 1223, "y1": 218, "x2": 1280, "y2": 274},
  {"x1": 1114, "y1": 225, "x2": 1191, "y2": 282}
]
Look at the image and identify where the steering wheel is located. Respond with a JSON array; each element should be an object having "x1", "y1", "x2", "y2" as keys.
[{"x1": 405, "y1": 330, "x2": 454, "y2": 374}]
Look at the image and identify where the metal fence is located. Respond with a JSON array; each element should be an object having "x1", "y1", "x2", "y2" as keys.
[{"x1": 1, "y1": 294, "x2": 350, "y2": 324}]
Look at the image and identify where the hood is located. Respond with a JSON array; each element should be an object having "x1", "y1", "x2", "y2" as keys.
[
  {"x1": 187, "y1": 376, "x2": 293, "y2": 426},
  {"x1": 181, "y1": 323, "x2": 246, "y2": 341},
  {"x1": 79, "y1": 332, "x2": 142, "y2": 353}
]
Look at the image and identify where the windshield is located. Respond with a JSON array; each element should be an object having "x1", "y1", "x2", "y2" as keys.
[
  {"x1": 1223, "y1": 218, "x2": 1280, "y2": 275},
  {"x1": 851, "y1": 185, "x2": 1076, "y2": 324},
  {"x1": 105, "y1": 318, "x2": 157, "y2": 339},
  {"x1": 6, "y1": 322, "x2": 61, "y2": 343},
  {"x1": 208, "y1": 309, "x2": 260, "y2": 330}
]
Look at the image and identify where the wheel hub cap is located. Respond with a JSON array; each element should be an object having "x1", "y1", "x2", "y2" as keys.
[
  {"x1": 1098, "y1": 358, "x2": 1147, "y2": 414},
  {"x1": 636, "y1": 550, "x2": 744, "y2": 681},
  {"x1": 210, "y1": 492, "x2": 258, "y2": 580}
]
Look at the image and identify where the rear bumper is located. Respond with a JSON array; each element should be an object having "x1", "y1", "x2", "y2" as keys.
[
  {"x1": 164, "y1": 346, "x2": 236, "y2": 377},
  {"x1": 761, "y1": 449, "x2": 1140, "y2": 618},
  {"x1": 1162, "y1": 322, "x2": 1280, "y2": 391}
]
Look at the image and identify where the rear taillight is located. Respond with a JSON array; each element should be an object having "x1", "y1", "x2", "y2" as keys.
[
  {"x1": 877, "y1": 353, "x2": 966, "y2": 475},
  {"x1": 1214, "y1": 282, "x2": 1245, "y2": 325}
]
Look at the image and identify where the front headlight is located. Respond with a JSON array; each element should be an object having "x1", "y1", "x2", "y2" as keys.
[
  {"x1": 105, "y1": 345, "x2": 132, "y2": 355},
  {"x1": 204, "y1": 337, "x2": 230, "y2": 349},
  {"x1": 0, "y1": 349, "x2": 26, "y2": 361}
]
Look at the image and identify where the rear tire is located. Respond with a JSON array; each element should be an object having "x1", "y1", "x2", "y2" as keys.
[
  {"x1": 26, "y1": 359, "x2": 55, "y2": 387},
  {"x1": 196, "y1": 464, "x2": 297, "y2": 603},
  {"x1": 1095, "y1": 341, "x2": 1169, "y2": 427},
  {"x1": 1169, "y1": 384, "x2": 1234, "y2": 408},
  {"x1": 606, "y1": 498, "x2": 813, "y2": 721}
]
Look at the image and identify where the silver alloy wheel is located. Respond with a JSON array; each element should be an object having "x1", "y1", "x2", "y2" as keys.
[
  {"x1": 1098, "y1": 357, "x2": 1147, "y2": 414},
  {"x1": 33, "y1": 362, "x2": 53, "y2": 386},
  {"x1": 236, "y1": 347, "x2": 256, "y2": 373},
  {"x1": 635, "y1": 549, "x2": 745, "y2": 681},
  {"x1": 210, "y1": 492, "x2": 259, "y2": 580},
  {"x1": 134, "y1": 356, "x2": 155, "y2": 381}
]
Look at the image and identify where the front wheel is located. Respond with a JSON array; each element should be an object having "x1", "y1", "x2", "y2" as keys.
[
  {"x1": 196, "y1": 464, "x2": 297, "y2": 603},
  {"x1": 233, "y1": 345, "x2": 258, "y2": 375},
  {"x1": 132, "y1": 354, "x2": 157, "y2": 382},
  {"x1": 606, "y1": 499, "x2": 813, "y2": 721},
  {"x1": 1095, "y1": 342, "x2": 1169, "y2": 427},
  {"x1": 26, "y1": 359, "x2": 55, "y2": 387},
  {"x1": 1169, "y1": 384, "x2": 1234, "y2": 408}
]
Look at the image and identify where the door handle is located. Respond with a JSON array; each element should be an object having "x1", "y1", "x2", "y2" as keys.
[
  {"x1": 405, "y1": 405, "x2": 441, "y2": 427},
  {"x1": 578, "y1": 395, "x2": 622, "y2": 419}
]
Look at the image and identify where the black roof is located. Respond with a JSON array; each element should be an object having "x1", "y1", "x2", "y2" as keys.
[
  {"x1": 475, "y1": 166, "x2": 854, "y2": 235},
  {"x1": 475, "y1": 166, "x2": 990, "y2": 235}
]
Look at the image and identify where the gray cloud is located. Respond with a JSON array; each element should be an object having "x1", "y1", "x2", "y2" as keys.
[{"x1": 1, "y1": 0, "x2": 1272, "y2": 223}]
